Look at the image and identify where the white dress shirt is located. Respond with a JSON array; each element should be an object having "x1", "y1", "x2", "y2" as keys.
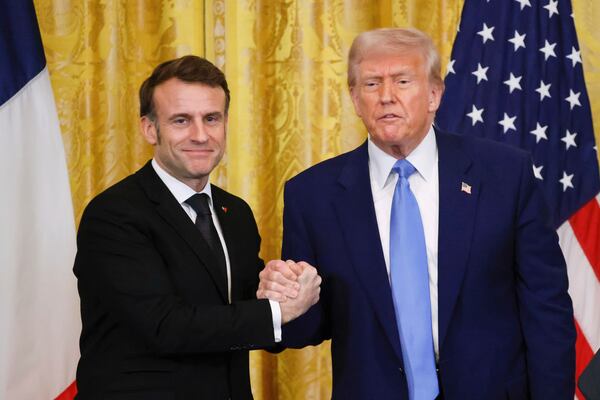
[
  {"x1": 151, "y1": 160, "x2": 282, "y2": 340},
  {"x1": 368, "y1": 127, "x2": 440, "y2": 359}
]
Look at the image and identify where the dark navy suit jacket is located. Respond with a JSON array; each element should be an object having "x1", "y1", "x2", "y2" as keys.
[{"x1": 281, "y1": 130, "x2": 575, "y2": 399}]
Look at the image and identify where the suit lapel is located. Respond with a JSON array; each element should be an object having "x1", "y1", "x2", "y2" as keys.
[
  {"x1": 211, "y1": 187, "x2": 241, "y2": 301},
  {"x1": 435, "y1": 131, "x2": 480, "y2": 353},
  {"x1": 136, "y1": 163, "x2": 229, "y2": 302},
  {"x1": 332, "y1": 143, "x2": 404, "y2": 363}
]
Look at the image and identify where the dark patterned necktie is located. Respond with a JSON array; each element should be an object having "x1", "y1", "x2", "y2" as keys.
[{"x1": 185, "y1": 193, "x2": 227, "y2": 289}]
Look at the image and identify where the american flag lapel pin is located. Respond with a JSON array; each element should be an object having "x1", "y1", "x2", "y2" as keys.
[
  {"x1": 221, "y1": 206, "x2": 228, "y2": 213},
  {"x1": 461, "y1": 182, "x2": 472, "y2": 194}
]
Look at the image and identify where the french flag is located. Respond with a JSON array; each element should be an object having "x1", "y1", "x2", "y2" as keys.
[{"x1": 0, "y1": 1, "x2": 79, "y2": 398}]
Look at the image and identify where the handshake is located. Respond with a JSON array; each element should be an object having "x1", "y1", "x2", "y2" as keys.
[{"x1": 257, "y1": 260, "x2": 322, "y2": 324}]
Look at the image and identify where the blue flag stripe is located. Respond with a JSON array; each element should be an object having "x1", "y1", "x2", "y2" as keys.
[{"x1": 0, "y1": 0, "x2": 46, "y2": 105}]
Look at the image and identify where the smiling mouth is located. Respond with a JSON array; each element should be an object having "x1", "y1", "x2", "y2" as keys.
[{"x1": 183, "y1": 149, "x2": 214, "y2": 156}]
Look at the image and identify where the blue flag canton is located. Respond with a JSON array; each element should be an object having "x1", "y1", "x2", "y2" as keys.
[
  {"x1": 0, "y1": 0, "x2": 46, "y2": 105},
  {"x1": 436, "y1": 0, "x2": 600, "y2": 227}
]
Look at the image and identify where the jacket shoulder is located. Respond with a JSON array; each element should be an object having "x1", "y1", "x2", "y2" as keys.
[
  {"x1": 84, "y1": 173, "x2": 141, "y2": 213},
  {"x1": 79, "y1": 163, "x2": 162, "y2": 227},
  {"x1": 210, "y1": 184, "x2": 254, "y2": 214},
  {"x1": 439, "y1": 130, "x2": 530, "y2": 164},
  {"x1": 287, "y1": 144, "x2": 364, "y2": 188}
]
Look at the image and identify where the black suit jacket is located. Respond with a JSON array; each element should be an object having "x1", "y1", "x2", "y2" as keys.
[{"x1": 74, "y1": 162, "x2": 274, "y2": 399}]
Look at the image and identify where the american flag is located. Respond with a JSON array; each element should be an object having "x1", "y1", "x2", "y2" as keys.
[{"x1": 436, "y1": 0, "x2": 600, "y2": 398}]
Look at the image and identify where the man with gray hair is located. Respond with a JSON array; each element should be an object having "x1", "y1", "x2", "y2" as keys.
[{"x1": 258, "y1": 28, "x2": 575, "y2": 399}]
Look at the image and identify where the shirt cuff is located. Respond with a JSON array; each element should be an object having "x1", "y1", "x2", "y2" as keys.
[{"x1": 268, "y1": 299, "x2": 282, "y2": 342}]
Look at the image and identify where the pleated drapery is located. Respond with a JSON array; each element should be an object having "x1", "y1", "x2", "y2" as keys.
[{"x1": 34, "y1": 1, "x2": 600, "y2": 398}]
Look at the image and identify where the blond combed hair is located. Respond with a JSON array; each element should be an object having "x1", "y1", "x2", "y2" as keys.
[{"x1": 347, "y1": 27, "x2": 443, "y2": 89}]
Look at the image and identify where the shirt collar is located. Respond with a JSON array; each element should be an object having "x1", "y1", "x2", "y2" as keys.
[
  {"x1": 151, "y1": 159, "x2": 213, "y2": 206},
  {"x1": 368, "y1": 125, "x2": 437, "y2": 190}
]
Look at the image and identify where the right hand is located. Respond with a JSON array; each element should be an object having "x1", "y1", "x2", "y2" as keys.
[
  {"x1": 257, "y1": 259, "x2": 305, "y2": 302},
  {"x1": 278, "y1": 263, "x2": 321, "y2": 324}
]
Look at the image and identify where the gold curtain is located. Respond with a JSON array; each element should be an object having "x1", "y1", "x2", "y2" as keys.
[{"x1": 34, "y1": 1, "x2": 600, "y2": 399}]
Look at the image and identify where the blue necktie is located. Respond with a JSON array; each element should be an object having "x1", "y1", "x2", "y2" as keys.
[{"x1": 390, "y1": 159, "x2": 439, "y2": 400}]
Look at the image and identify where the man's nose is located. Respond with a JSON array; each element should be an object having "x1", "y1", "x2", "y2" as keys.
[
  {"x1": 190, "y1": 121, "x2": 209, "y2": 142},
  {"x1": 379, "y1": 80, "x2": 395, "y2": 104}
]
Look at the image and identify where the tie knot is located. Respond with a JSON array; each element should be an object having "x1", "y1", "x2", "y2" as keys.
[
  {"x1": 185, "y1": 193, "x2": 212, "y2": 216},
  {"x1": 392, "y1": 159, "x2": 416, "y2": 180}
]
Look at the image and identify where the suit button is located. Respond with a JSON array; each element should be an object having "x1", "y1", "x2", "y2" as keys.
[{"x1": 398, "y1": 367, "x2": 404, "y2": 375}]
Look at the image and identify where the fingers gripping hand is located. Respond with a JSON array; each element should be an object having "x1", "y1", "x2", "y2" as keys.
[
  {"x1": 280, "y1": 264, "x2": 322, "y2": 324},
  {"x1": 297, "y1": 266, "x2": 321, "y2": 307},
  {"x1": 287, "y1": 260, "x2": 305, "y2": 276},
  {"x1": 256, "y1": 259, "x2": 301, "y2": 302}
]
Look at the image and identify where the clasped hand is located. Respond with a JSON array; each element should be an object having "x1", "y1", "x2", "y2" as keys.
[{"x1": 257, "y1": 260, "x2": 321, "y2": 324}]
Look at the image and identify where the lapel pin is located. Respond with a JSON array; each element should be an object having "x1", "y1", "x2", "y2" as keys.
[
  {"x1": 221, "y1": 206, "x2": 228, "y2": 213},
  {"x1": 461, "y1": 182, "x2": 472, "y2": 194}
]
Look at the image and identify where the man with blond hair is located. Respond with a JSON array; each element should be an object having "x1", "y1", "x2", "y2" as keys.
[{"x1": 258, "y1": 28, "x2": 575, "y2": 399}]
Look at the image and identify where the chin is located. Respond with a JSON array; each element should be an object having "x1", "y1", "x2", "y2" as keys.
[{"x1": 188, "y1": 167, "x2": 214, "y2": 178}]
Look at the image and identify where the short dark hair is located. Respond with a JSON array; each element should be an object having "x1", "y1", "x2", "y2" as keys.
[{"x1": 139, "y1": 55, "x2": 230, "y2": 119}]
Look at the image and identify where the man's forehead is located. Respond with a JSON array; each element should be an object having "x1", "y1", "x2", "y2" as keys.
[
  {"x1": 154, "y1": 78, "x2": 224, "y2": 96},
  {"x1": 153, "y1": 79, "x2": 226, "y2": 109},
  {"x1": 357, "y1": 50, "x2": 425, "y2": 75},
  {"x1": 359, "y1": 47, "x2": 424, "y2": 64}
]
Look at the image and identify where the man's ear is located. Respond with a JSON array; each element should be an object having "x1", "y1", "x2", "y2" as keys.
[
  {"x1": 349, "y1": 86, "x2": 362, "y2": 117},
  {"x1": 140, "y1": 116, "x2": 158, "y2": 145},
  {"x1": 428, "y1": 81, "x2": 444, "y2": 113}
]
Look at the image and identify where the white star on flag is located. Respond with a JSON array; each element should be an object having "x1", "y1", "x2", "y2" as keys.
[
  {"x1": 514, "y1": 0, "x2": 531, "y2": 10},
  {"x1": 472, "y1": 63, "x2": 489, "y2": 84},
  {"x1": 544, "y1": 0, "x2": 559, "y2": 18},
  {"x1": 561, "y1": 129, "x2": 578, "y2": 150},
  {"x1": 503, "y1": 73, "x2": 522, "y2": 93},
  {"x1": 498, "y1": 113, "x2": 517, "y2": 133},
  {"x1": 559, "y1": 171, "x2": 574, "y2": 191},
  {"x1": 566, "y1": 47, "x2": 582, "y2": 67},
  {"x1": 535, "y1": 80, "x2": 552, "y2": 101},
  {"x1": 565, "y1": 89, "x2": 581, "y2": 109},
  {"x1": 508, "y1": 30, "x2": 526, "y2": 51},
  {"x1": 530, "y1": 123, "x2": 548, "y2": 143},
  {"x1": 477, "y1": 23, "x2": 495, "y2": 43},
  {"x1": 446, "y1": 59, "x2": 456, "y2": 75},
  {"x1": 466, "y1": 105, "x2": 485, "y2": 126},
  {"x1": 539, "y1": 40, "x2": 557, "y2": 60},
  {"x1": 533, "y1": 164, "x2": 544, "y2": 180}
]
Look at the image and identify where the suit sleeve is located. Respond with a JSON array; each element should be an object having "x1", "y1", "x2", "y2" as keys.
[
  {"x1": 514, "y1": 154, "x2": 576, "y2": 398},
  {"x1": 280, "y1": 180, "x2": 331, "y2": 348},
  {"x1": 74, "y1": 195, "x2": 275, "y2": 356}
]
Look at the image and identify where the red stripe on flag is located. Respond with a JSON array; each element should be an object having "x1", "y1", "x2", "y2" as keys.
[
  {"x1": 569, "y1": 198, "x2": 600, "y2": 282},
  {"x1": 54, "y1": 381, "x2": 77, "y2": 400},
  {"x1": 575, "y1": 320, "x2": 594, "y2": 400}
]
